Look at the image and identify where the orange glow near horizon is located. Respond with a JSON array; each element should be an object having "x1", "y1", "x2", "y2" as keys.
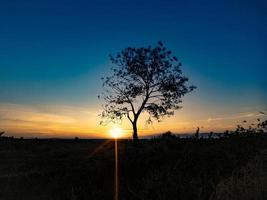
[{"x1": 0, "y1": 103, "x2": 265, "y2": 138}]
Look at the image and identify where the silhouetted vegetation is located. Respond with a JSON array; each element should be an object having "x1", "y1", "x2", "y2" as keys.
[
  {"x1": 100, "y1": 42, "x2": 195, "y2": 143},
  {"x1": 1, "y1": 116, "x2": 267, "y2": 200},
  {"x1": 211, "y1": 150, "x2": 267, "y2": 200},
  {"x1": 0, "y1": 131, "x2": 5, "y2": 137},
  {"x1": 161, "y1": 131, "x2": 177, "y2": 140}
]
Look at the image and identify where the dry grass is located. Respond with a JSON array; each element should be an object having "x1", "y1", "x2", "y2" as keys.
[
  {"x1": 211, "y1": 150, "x2": 267, "y2": 200},
  {"x1": 1, "y1": 136, "x2": 267, "y2": 200}
]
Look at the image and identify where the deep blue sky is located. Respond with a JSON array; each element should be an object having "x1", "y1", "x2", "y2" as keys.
[{"x1": 0, "y1": 0, "x2": 266, "y2": 136}]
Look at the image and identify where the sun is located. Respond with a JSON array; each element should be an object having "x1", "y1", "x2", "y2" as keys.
[{"x1": 109, "y1": 127, "x2": 123, "y2": 139}]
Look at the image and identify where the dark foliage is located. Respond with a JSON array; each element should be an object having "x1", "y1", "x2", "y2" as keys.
[
  {"x1": 223, "y1": 118, "x2": 267, "y2": 138},
  {"x1": 1, "y1": 115, "x2": 266, "y2": 199},
  {"x1": 1, "y1": 130, "x2": 267, "y2": 200},
  {"x1": 100, "y1": 42, "x2": 195, "y2": 142}
]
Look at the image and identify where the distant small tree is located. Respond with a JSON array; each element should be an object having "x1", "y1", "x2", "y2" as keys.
[
  {"x1": 208, "y1": 131, "x2": 214, "y2": 139},
  {"x1": 162, "y1": 131, "x2": 176, "y2": 139},
  {"x1": 0, "y1": 131, "x2": 4, "y2": 137},
  {"x1": 194, "y1": 127, "x2": 200, "y2": 139},
  {"x1": 100, "y1": 42, "x2": 196, "y2": 143}
]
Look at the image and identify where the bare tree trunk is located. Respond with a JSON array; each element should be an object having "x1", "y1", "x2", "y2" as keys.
[{"x1": 132, "y1": 120, "x2": 139, "y2": 144}]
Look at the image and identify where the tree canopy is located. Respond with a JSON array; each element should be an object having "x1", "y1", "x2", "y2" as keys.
[{"x1": 100, "y1": 42, "x2": 196, "y2": 142}]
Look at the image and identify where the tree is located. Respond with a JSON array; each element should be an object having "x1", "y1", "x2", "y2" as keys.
[{"x1": 100, "y1": 42, "x2": 196, "y2": 143}]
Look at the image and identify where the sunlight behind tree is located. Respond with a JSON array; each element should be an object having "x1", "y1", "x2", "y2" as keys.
[{"x1": 109, "y1": 127, "x2": 123, "y2": 139}]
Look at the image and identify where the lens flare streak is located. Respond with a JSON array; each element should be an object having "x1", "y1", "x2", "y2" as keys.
[{"x1": 114, "y1": 138, "x2": 119, "y2": 200}]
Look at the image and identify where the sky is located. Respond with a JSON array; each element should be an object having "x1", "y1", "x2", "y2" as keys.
[{"x1": 0, "y1": 0, "x2": 266, "y2": 138}]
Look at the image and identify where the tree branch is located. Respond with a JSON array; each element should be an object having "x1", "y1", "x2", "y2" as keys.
[{"x1": 127, "y1": 112, "x2": 133, "y2": 123}]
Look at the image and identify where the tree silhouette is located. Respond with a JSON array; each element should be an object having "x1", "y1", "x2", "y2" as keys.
[
  {"x1": 100, "y1": 42, "x2": 196, "y2": 143},
  {"x1": 0, "y1": 131, "x2": 4, "y2": 137}
]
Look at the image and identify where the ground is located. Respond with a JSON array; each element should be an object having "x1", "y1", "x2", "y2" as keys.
[{"x1": 0, "y1": 136, "x2": 266, "y2": 200}]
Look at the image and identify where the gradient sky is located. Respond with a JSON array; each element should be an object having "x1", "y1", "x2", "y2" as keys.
[{"x1": 0, "y1": 0, "x2": 266, "y2": 138}]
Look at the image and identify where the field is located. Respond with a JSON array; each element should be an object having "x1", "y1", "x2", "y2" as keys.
[{"x1": 0, "y1": 135, "x2": 267, "y2": 200}]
